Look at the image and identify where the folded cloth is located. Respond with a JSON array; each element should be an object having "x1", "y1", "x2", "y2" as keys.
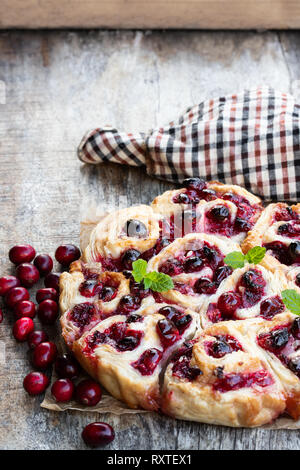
[{"x1": 78, "y1": 87, "x2": 300, "y2": 202}]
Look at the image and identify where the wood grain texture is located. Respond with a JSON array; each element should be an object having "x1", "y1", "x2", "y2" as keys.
[
  {"x1": 1, "y1": 0, "x2": 300, "y2": 29},
  {"x1": 0, "y1": 29, "x2": 299, "y2": 450}
]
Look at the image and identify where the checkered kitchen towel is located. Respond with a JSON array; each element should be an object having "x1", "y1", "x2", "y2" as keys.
[{"x1": 78, "y1": 87, "x2": 300, "y2": 201}]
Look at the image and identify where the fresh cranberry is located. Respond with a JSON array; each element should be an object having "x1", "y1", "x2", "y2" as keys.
[
  {"x1": 125, "y1": 219, "x2": 147, "y2": 238},
  {"x1": 0, "y1": 275, "x2": 20, "y2": 296},
  {"x1": 75, "y1": 379, "x2": 102, "y2": 406},
  {"x1": 23, "y1": 372, "x2": 49, "y2": 395},
  {"x1": 27, "y1": 330, "x2": 49, "y2": 349},
  {"x1": 194, "y1": 277, "x2": 216, "y2": 294},
  {"x1": 213, "y1": 265, "x2": 233, "y2": 285},
  {"x1": 5, "y1": 286, "x2": 30, "y2": 308},
  {"x1": 14, "y1": 300, "x2": 36, "y2": 319},
  {"x1": 13, "y1": 317, "x2": 34, "y2": 342},
  {"x1": 100, "y1": 286, "x2": 117, "y2": 302},
  {"x1": 79, "y1": 280, "x2": 102, "y2": 298},
  {"x1": 260, "y1": 296, "x2": 285, "y2": 320},
  {"x1": 131, "y1": 348, "x2": 162, "y2": 375},
  {"x1": 16, "y1": 263, "x2": 40, "y2": 288},
  {"x1": 0, "y1": 308, "x2": 3, "y2": 323},
  {"x1": 82, "y1": 422, "x2": 115, "y2": 448},
  {"x1": 288, "y1": 241, "x2": 300, "y2": 263},
  {"x1": 217, "y1": 292, "x2": 241, "y2": 318},
  {"x1": 55, "y1": 244, "x2": 81, "y2": 266},
  {"x1": 32, "y1": 341, "x2": 57, "y2": 369},
  {"x1": 183, "y1": 256, "x2": 203, "y2": 273},
  {"x1": 121, "y1": 249, "x2": 140, "y2": 270},
  {"x1": 9, "y1": 244, "x2": 36, "y2": 265},
  {"x1": 36, "y1": 288, "x2": 58, "y2": 304},
  {"x1": 208, "y1": 205, "x2": 230, "y2": 221},
  {"x1": 182, "y1": 177, "x2": 206, "y2": 191},
  {"x1": 37, "y1": 299, "x2": 58, "y2": 325},
  {"x1": 54, "y1": 354, "x2": 79, "y2": 379},
  {"x1": 34, "y1": 254, "x2": 53, "y2": 276},
  {"x1": 44, "y1": 272, "x2": 61, "y2": 291},
  {"x1": 51, "y1": 378, "x2": 74, "y2": 402}
]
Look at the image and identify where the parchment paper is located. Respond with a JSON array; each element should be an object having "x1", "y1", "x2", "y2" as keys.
[{"x1": 41, "y1": 206, "x2": 300, "y2": 430}]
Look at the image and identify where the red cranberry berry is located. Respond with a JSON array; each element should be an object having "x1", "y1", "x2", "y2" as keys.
[
  {"x1": 260, "y1": 296, "x2": 285, "y2": 320},
  {"x1": 16, "y1": 263, "x2": 40, "y2": 288},
  {"x1": 157, "y1": 318, "x2": 179, "y2": 347},
  {"x1": 121, "y1": 249, "x2": 140, "y2": 270},
  {"x1": 36, "y1": 288, "x2": 58, "y2": 304},
  {"x1": 194, "y1": 277, "x2": 216, "y2": 294},
  {"x1": 14, "y1": 300, "x2": 36, "y2": 319},
  {"x1": 182, "y1": 177, "x2": 206, "y2": 192},
  {"x1": 5, "y1": 286, "x2": 29, "y2": 308},
  {"x1": 76, "y1": 379, "x2": 102, "y2": 406},
  {"x1": 23, "y1": 372, "x2": 49, "y2": 395},
  {"x1": 131, "y1": 348, "x2": 162, "y2": 375},
  {"x1": 217, "y1": 292, "x2": 241, "y2": 318},
  {"x1": 82, "y1": 422, "x2": 115, "y2": 448},
  {"x1": 34, "y1": 254, "x2": 53, "y2": 276},
  {"x1": 13, "y1": 317, "x2": 34, "y2": 342},
  {"x1": 100, "y1": 286, "x2": 117, "y2": 302},
  {"x1": 27, "y1": 330, "x2": 49, "y2": 349},
  {"x1": 51, "y1": 378, "x2": 74, "y2": 402},
  {"x1": 213, "y1": 266, "x2": 233, "y2": 285},
  {"x1": 0, "y1": 275, "x2": 20, "y2": 296},
  {"x1": 270, "y1": 328, "x2": 289, "y2": 349},
  {"x1": 54, "y1": 353, "x2": 79, "y2": 379},
  {"x1": 55, "y1": 244, "x2": 81, "y2": 266},
  {"x1": 32, "y1": 341, "x2": 57, "y2": 369},
  {"x1": 296, "y1": 273, "x2": 300, "y2": 287},
  {"x1": 118, "y1": 295, "x2": 140, "y2": 313},
  {"x1": 37, "y1": 299, "x2": 59, "y2": 325},
  {"x1": 44, "y1": 272, "x2": 61, "y2": 291},
  {"x1": 183, "y1": 256, "x2": 203, "y2": 272},
  {"x1": 208, "y1": 205, "x2": 230, "y2": 221},
  {"x1": 0, "y1": 308, "x2": 3, "y2": 324},
  {"x1": 9, "y1": 244, "x2": 36, "y2": 265},
  {"x1": 288, "y1": 241, "x2": 300, "y2": 263},
  {"x1": 79, "y1": 280, "x2": 102, "y2": 298}
]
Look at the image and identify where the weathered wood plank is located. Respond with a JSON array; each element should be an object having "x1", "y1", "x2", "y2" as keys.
[{"x1": 0, "y1": 29, "x2": 298, "y2": 450}]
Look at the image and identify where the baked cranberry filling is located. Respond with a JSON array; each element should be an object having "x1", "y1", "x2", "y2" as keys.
[
  {"x1": 69, "y1": 303, "x2": 99, "y2": 330},
  {"x1": 260, "y1": 296, "x2": 285, "y2": 320},
  {"x1": 257, "y1": 320, "x2": 300, "y2": 378},
  {"x1": 171, "y1": 342, "x2": 202, "y2": 381},
  {"x1": 117, "y1": 295, "x2": 141, "y2": 315},
  {"x1": 205, "y1": 335, "x2": 243, "y2": 358},
  {"x1": 274, "y1": 206, "x2": 299, "y2": 222},
  {"x1": 194, "y1": 277, "x2": 217, "y2": 294},
  {"x1": 277, "y1": 221, "x2": 300, "y2": 238},
  {"x1": 206, "y1": 303, "x2": 223, "y2": 323},
  {"x1": 79, "y1": 280, "x2": 103, "y2": 298},
  {"x1": 157, "y1": 318, "x2": 180, "y2": 347},
  {"x1": 129, "y1": 280, "x2": 150, "y2": 300},
  {"x1": 158, "y1": 306, "x2": 192, "y2": 333},
  {"x1": 85, "y1": 322, "x2": 143, "y2": 353},
  {"x1": 296, "y1": 273, "x2": 300, "y2": 287},
  {"x1": 213, "y1": 370, "x2": 273, "y2": 393},
  {"x1": 100, "y1": 286, "x2": 117, "y2": 302},
  {"x1": 237, "y1": 269, "x2": 266, "y2": 308},
  {"x1": 264, "y1": 241, "x2": 300, "y2": 266},
  {"x1": 131, "y1": 348, "x2": 162, "y2": 376},
  {"x1": 217, "y1": 292, "x2": 241, "y2": 318}
]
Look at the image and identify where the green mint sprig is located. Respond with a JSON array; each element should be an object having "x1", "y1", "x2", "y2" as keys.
[
  {"x1": 281, "y1": 289, "x2": 300, "y2": 316},
  {"x1": 131, "y1": 259, "x2": 174, "y2": 293},
  {"x1": 224, "y1": 246, "x2": 266, "y2": 270}
]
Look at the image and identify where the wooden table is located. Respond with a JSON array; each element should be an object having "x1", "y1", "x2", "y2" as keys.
[{"x1": 1, "y1": 29, "x2": 300, "y2": 450}]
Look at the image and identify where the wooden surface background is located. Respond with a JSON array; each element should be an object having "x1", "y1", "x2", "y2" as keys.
[
  {"x1": 1, "y1": 29, "x2": 300, "y2": 450},
  {"x1": 1, "y1": 0, "x2": 300, "y2": 30}
]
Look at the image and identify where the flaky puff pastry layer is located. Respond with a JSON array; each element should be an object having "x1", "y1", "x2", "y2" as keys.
[
  {"x1": 147, "y1": 233, "x2": 241, "y2": 310},
  {"x1": 161, "y1": 321, "x2": 286, "y2": 427},
  {"x1": 83, "y1": 205, "x2": 161, "y2": 264},
  {"x1": 72, "y1": 304, "x2": 199, "y2": 411},
  {"x1": 200, "y1": 262, "x2": 289, "y2": 328}
]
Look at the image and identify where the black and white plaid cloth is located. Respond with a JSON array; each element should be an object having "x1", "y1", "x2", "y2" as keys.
[{"x1": 78, "y1": 87, "x2": 300, "y2": 201}]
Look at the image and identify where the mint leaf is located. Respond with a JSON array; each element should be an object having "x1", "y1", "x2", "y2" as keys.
[
  {"x1": 245, "y1": 246, "x2": 266, "y2": 264},
  {"x1": 132, "y1": 259, "x2": 147, "y2": 283},
  {"x1": 224, "y1": 252, "x2": 245, "y2": 269},
  {"x1": 144, "y1": 272, "x2": 174, "y2": 293},
  {"x1": 282, "y1": 289, "x2": 300, "y2": 315}
]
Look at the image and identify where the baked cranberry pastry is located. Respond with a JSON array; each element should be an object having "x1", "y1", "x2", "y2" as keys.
[
  {"x1": 72, "y1": 304, "x2": 198, "y2": 410},
  {"x1": 147, "y1": 233, "x2": 241, "y2": 310},
  {"x1": 151, "y1": 180, "x2": 263, "y2": 243},
  {"x1": 200, "y1": 263, "x2": 288, "y2": 327},
  {"x1": 255, "y1": 312, "x2": 300, "y2": 419},
  {"x1": 161, "y1": 321, "x2": 286, "y2": 427}
]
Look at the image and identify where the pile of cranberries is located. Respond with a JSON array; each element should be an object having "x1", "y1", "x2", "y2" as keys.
[{"x1": 0, "y1": 243, "x2": 115, "y2": 448}]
